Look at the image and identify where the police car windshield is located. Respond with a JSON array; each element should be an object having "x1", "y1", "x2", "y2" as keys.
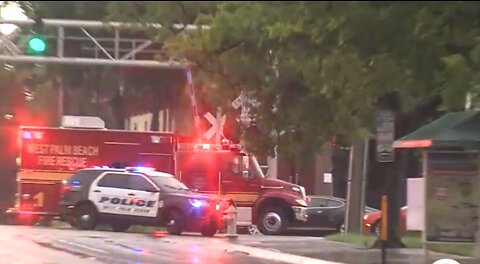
[{"x1": 149, "y1": 176, "x2": 190, "y2": 192}]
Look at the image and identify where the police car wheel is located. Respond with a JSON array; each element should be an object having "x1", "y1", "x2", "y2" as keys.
[
  {"x1": 74, "y1": 204, "x2": 97, "y2": 230},
  {"x1": 201, "y1": 219, "x2": 218, "y2": 237},
  {"x1": 111, "y1": 222, "x2": 131, "y2": 232},
  {"x1": 165, "y1": 210, "x2": 183, "y2": 235}
]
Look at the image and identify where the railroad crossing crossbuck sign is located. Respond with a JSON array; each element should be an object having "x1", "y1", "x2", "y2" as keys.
[{"x1": 203, "y1": 112, "x2": 226, "y2": 140}]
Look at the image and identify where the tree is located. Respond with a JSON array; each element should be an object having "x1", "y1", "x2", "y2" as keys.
[{"x1": 106, "y1": 1, "x2": 480, "y2": 246}]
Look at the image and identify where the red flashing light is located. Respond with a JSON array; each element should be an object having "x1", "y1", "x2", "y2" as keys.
[
  {"x1": 194, "y1": 144, "x2": 211, "y2": 150},
  {"x1": 33, "y1": 131, "x2": 43, "y2": 139},
  {"x1": 60, "y1": 181, "x2": 72, "y2": 197}
]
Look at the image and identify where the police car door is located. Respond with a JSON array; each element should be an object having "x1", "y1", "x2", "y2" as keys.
[
  {"x1": 126, "y1": 173, "x2": 160, "y2": 218},
  {"x1": 90, "y1": 172, "x2": 132, "y2": 216}
]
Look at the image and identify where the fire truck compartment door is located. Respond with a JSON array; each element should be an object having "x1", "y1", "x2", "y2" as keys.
[
  {"x1": 89, "y1": 173, "x2": 159, "y2": 218},
  {"x1": 20, "y1": 180, "x2": 62, "y2": 214}
]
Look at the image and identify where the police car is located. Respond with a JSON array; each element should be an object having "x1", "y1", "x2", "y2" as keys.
[{"x1": 59, "y1": 167, "x2": 223, "y2": 237}]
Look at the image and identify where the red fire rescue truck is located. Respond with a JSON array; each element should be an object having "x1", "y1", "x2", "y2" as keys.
[{"x1": 5, "y1": 121, "x2": 307, "y2": 235}]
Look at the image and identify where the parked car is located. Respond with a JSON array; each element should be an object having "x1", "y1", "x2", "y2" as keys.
[
  {"x1": 363, "y1": 206, "x2": 407, "y2": 236},
  {"x1": 288, "y1": 196, "x2": 379, "y2": 234}
]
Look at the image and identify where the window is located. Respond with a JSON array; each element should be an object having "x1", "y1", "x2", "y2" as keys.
[
  {"x1": 97, "y1": 173, "x2": 130, "y2": 189},
  {"x1": 70, "y1": 170, "x2": 106, "y2": 186},
  {"x1": 326, "y1": 199, "x2": 344, "y2": 207},
  {"x1": 308, "y1": 197, "x2": 329, "y2": 207},
  {"x1": 308, "y1": 197, "x2": 345, "y2": 208},
  {"x1": 149, "y1": 176, "x2": 189, "y2": 193},
  {"x1": 129, "y1": 175, "x2": 155, "y2": 191}
]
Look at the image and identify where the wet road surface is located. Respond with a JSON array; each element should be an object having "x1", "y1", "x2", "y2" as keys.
[
  {"x1": 0, "y1": 225, "x2": 283, "y2": 264},
  {"x1": 238, "y1": 235, "x2": 478, "y2": 264}
]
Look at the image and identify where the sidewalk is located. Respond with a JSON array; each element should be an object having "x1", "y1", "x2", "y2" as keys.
[{"x1": 229, "y1": 235, "x2": 478, "y2": 264}]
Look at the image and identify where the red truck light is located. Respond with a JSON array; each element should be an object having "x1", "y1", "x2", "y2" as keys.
[
  {"x1": 194, "y1": 144, "x2": 211, "y2": 150},
  {"x1": 60, "y1": 184, "x2": 71, "y2": 197}
]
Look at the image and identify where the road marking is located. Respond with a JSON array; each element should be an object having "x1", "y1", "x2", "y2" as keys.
[
  {"x1": 56, "y1": 239, "x2": 107, "y2": 253},
  {"x1": 225, "y1": 244, "x2": 344, "y2": 264}
]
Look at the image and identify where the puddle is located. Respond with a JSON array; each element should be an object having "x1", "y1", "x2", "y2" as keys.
[{"x1": 34, "y1": 240, "x2": 95, "y2": 259}]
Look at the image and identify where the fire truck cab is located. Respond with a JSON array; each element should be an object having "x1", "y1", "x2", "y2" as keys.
[{"x1": 176, "y1": 142, "x2": 308, "y2": 235}]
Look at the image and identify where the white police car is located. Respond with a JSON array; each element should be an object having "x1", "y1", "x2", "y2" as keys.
[{"x1": 59, "y1": 167, "x2": 223, "y2": 237}]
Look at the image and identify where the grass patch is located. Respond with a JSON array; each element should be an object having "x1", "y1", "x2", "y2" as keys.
[
  {"x1": 326, "y1": 233, "x2": 474, "y2": 257},
  {"x1": 428, "y1": 244, "x2": 474, "y2": 257},
  {"x1": 326, "y1": 233, "x2": 377, "y2": 248}
]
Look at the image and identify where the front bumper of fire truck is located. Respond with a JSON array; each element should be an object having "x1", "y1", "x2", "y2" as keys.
[{"x1": 292, "y1": 206, "x2": 308, "y2": 222}]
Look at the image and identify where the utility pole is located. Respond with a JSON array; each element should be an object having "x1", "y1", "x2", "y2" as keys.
[
  {"x1": 345, "y1": 140, "x2": 367, "y2": 233},
  {"x1": 215, "y1": 107, "x2": 222, "y2": 145}
]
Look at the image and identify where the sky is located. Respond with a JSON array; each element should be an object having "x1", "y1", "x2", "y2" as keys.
[{"x1": 0, "y1": 1, "x2": 28, "y2": 35}]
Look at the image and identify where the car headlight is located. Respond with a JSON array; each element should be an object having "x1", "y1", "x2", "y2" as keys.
[
  {"x1": 295, "y1": 199, "x2": 307, "y2": 207},
  {"x1": 292, "y1": 186, "x2": 307, "y2": 200},
  {"x1": 189, "y1": 199, "x2": 206, "y2": 208}
]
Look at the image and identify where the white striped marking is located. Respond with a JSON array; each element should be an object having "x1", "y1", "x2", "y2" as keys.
[{"x1": 225, "y1": 244, "x2": 344, "y2": 264}]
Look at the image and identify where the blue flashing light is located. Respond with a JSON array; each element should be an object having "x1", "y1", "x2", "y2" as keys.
[
  {"x1": 127, "y1": 166, "x2": 155, "y2": 173},
  {"x1": 71, "y1": 180, "x2": 81, "y2": 187},
  {"x1": 23, "y1": 131, "x2": 32, "y2": 139},
  {"x1": 189, "y1": 199, "x2": 206, "y2": 208}
]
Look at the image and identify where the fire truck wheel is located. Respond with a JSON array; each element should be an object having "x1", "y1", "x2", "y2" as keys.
[
  {"x1": 200, "y1": 219, "x2": 218, "y2": 237},
  {"x1": 74, "y1": 204, "x2": 98, "y2": 230},
  {"x1": 165, "y1": 209, "x2": 183, "y2": 235},
  {"x1": 258, "y1": 206, "x2": 289, "y2": 235},
  {"x1": 111, "y1": 222, "x2": 131, "y2": 232}
]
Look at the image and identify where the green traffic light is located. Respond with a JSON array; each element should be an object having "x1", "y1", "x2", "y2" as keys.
[{"x1": 27, "y1": 36, "x2": 47, "y2": 54}]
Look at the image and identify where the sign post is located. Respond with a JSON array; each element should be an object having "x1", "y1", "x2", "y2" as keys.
[{"x1": 375, "y1": 110, "x2": 395, "y2": 163}]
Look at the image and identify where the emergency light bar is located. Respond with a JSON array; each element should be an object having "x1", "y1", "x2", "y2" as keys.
[{"x1": 125, "y1": 166, "x2": 156, "y2": 173}]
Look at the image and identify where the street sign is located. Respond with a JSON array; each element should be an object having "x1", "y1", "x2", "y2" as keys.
[
  {"x1": 203, "y1": 112, "x2": 226, "y2": 140},
  {"x1": 375, "y1": 110, "x2": 395, "y2": 162},
  {"x1": 231, "y1": 94, "x2": 245, "y2": 109}
]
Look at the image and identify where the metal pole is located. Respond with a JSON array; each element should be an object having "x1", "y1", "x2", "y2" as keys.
[
  {"x1": 422, "y1": 150, "x2": 430, "y2": 264},
  {"x1": 0, "y1": 55, "x2": 184, "y2": 68},
  {"x1": 121, "y1": 40, "x2": 152, "y2": 60},
  {"x1": 215, "y1": 107, "x2": 222, "y2": 145},
  {"x1": 345, "y1": 145, "x2": 354, "y2": 232},
  {"x1": 359, "y1": 139, "x2": 370, "y2": 227},
  {"x1": 0, "y1": 18, "x2": 209, "y2": 31},
  {"x1": 57, "y1": 77, "x2": 63, "y2": 125},
  {"x1": 81, "y1": 28, "x2": 114, "y2": 60},
  {"x1": 57, "y1": 26, "x2": 64, "y2": 57},
  {"x1": 114, "y1": 29, "x2": 119, "y2": 59}
]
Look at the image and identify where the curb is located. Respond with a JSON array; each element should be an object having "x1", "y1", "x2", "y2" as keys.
[{"x1": 225, "y1": 243, "x2": 345, "y2": 264}]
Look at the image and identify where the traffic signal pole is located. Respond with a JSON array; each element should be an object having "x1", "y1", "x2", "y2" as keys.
[{"x1": 0, "y1": 18, "x2": 207, "y2": 68}]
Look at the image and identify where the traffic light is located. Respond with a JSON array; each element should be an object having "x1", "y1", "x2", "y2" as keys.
[{"x1": 26, "y1": 35, "x2": 47, "y2": 55}]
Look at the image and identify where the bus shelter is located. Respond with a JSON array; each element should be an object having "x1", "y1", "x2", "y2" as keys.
[{"x1": 394, "y1": 111, "x2": 480, "y2": 258}]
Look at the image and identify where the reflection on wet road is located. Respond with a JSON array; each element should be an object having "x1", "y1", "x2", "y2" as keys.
[{"x1": 0, "y1": 226, "x2": 280, "y2": 264}]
